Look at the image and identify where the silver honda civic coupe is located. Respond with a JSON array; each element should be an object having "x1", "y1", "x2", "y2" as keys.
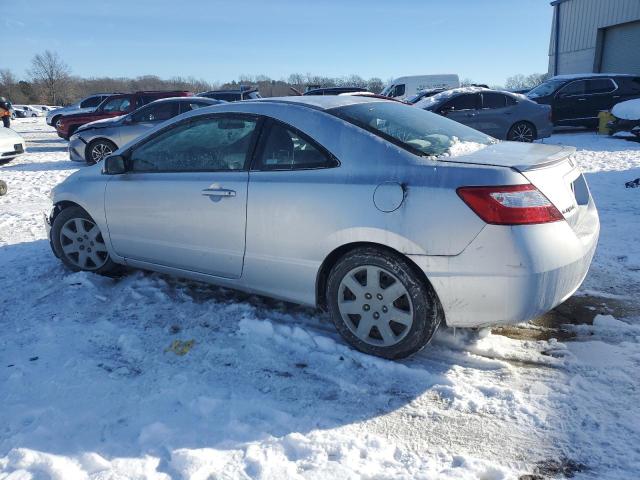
[{"x1": 46, "y1": 96, "x2": 599, "y2": 359}]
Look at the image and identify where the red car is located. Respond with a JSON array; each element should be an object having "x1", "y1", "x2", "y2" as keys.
[{"x1": 56, "y1": 90, "x2": 192, "y2": 139}]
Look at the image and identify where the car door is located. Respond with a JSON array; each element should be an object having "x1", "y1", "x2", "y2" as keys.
[
  {"x1": 440, "y1": 94, "x2": 481, "y2": 130},
  {"x1": 244, "y1": 119, "x2": 340, "y2": 300},
  {"x1": 104, "y1": 114, "x2": 260, "y2": 278},
  {"x1": 583, "y1": 78, "x2": 618, "y2": 114},
  {"x1": 554, "y1": 80, "x2": 590, "y2": 123},
  {"x1": 476, "y1": 92, "x2": 512, "y2": 138},
  {"x1": 119, "y1": 101, "x2": 180, "y2": 145}
]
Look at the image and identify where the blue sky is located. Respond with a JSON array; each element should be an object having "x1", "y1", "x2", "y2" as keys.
[{"x1": 1, "y1": 0, "x2": 553, "y2": 86}]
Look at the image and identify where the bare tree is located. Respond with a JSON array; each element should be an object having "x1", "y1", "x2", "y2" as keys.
[
  {"x1": 505, "y1": 73, "x2": 549, "y2": 91},
  {"x1": 28, "y1": 50, "x2": 71, "y2": 104}
]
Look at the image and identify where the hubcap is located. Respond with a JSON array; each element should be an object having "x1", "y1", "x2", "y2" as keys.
[
  {"x1": 91, "y1": 143, "x2": 113, "y2": 163},
  {"x1": 59, "y1": 217, "x2": 108, "y2": 270},
  {"x1": 337, "y1": 265, "x2": 414, "y2": 347},
  {"x1": 511, "y1": 124, "x2": 534, "y2": 142}
]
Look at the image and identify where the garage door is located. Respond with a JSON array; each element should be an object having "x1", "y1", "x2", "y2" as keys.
[{"x1": 601, "y1": 21, "x2": 640, "y2": 75}]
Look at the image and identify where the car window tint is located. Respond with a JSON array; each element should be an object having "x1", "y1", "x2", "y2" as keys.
[
  {"x1": 390, "y1": 84, "x2": 406, "y2": 97},
  {"x1": 256, "y1": 122, "x2": 335, "y2": 170},
  {"x1": 505, "y1": 95, "x2": 518, "y2": 106},
  {"x1": 629, "y1": 78, "x2": 640, "y2": 93},
  {"x1": 586, "y1": 78, "x2": 616, "y2": 94},
  {"x1": 130, "y1": 116, "x2": 257, "y2": 172},
  {"x1": 101, "y1": 97, "x2": 131, "y2": 113},
  {"x1": 444, "y1": 94, "x2": 477, "y2": 111},
  {"x1": 80, "y1": 96, "x2": 102, "y2": 108},
  {"x1": 559, "y1": 80, "x2": 587, "y2": 96},
  {"x1": 131, "y1": 102, "x2": 179, "y2": 122},
  {"x1": 482, "y1": 92, "x2": 507, "y2": 109}
]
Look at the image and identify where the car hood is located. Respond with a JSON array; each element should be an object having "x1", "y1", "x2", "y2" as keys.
[
  {"x1": 439, "y1": 141, "x2": 576, "y2": 172},
  {"x1": 0, "y1": 128, "x2": 24, "y2": 142},
  {"x1": 77, "y1": 115, "x2": 124, "y2": 132}
]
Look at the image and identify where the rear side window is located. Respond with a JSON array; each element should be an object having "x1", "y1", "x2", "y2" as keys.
[
  {"x1": 101, "y1": 97, "x2": 131, "y2": 113},
  {"x1": 443, "y1": 94, "x2": 478, "y2": 111},
  {"x1": 586, "y1": 78, "x2": 616, "y2": 94},
  {"x1": 255, "y1": 121, "x2": 337, "y2": 171},
  {"x1": 80, "y1": 96, "x2": 103, "y2": 108},
  {"x1": 481, "y1": 93, "x2": 507, "y2": 109}
]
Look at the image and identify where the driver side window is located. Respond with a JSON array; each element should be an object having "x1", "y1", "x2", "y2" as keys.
[{"x1": 130, "y1": 116, "x2": 258, "y2": 172}]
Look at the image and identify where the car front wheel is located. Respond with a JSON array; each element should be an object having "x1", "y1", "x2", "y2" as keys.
[
  {"x1": 51, "y1": 206, "x2": 118, "y2": 274},
  {"x1": 86, "y1": 139, "x2": 117, "y2": 165},
  {"x1": 327, "y1": 247, "x2": 442, "y2": 359}
]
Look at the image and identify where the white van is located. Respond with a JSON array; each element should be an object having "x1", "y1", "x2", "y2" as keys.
[{"x1": 381, "y1": 74, "x2": 460, "y2": 100}]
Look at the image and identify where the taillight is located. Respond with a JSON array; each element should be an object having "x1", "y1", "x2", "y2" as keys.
[{"x1": 457, "y1": 184, "x2": 563, "y2": 225}]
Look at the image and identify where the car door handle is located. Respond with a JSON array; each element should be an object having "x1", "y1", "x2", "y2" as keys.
[
  {"x1": 201, "y1": 188, "x2": 236, "y2": 197},
  {"x1": 577, "y1": 98, "x2": 587, "y2": 101}
]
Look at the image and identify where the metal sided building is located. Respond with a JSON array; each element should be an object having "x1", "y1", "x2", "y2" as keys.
[{"x1": 549, "y1": 0, "x2": 640, "y2": 76}]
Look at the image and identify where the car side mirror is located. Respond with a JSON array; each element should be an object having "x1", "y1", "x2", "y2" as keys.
[{"x1": 102, "y1": 154, "x2": 126, "y2": 174}]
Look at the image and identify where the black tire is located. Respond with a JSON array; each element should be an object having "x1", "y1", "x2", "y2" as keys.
[
  {"x1": 85, "y1": 139, "x2": 117, "y2": 165},
  {"x1": 507, "y1": 121, "x2": 537, "y2": 142},
  {"x1": 0, "y1": 180, "x2": 7, "y2": 196},
  {"x1": 327, "y1": 247, "x2": 442, "y2": 359},
  {"x1": 51, "y1": 206, "x2": 119, "y2": 275}
]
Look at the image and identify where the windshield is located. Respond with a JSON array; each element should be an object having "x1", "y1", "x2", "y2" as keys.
[
  {"x1": 526, "y1": 79, "x2": 566, "y2": 99},
  {"x1": 329, "y1": 101, "x2": 493, "y2": 158}
]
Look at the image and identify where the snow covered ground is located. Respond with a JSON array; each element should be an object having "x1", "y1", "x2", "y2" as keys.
[{"x1": 0, "y1": 119, "x2": 638, "y2": 480}]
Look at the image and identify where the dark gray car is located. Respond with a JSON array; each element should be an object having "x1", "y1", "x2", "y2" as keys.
[
  {"x1": 415, "y1": 87, "x2": 553, "y2": 142},
  {"x1": 69, "y1": 97, "x2": 223, "y2": 164}
]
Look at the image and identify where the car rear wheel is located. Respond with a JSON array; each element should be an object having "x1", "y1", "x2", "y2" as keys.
[
  {"x1": 86, "y1": 139, "x2": 117, "y2": 165},
  {"x1": 53, "y1": 116, "x2": 62, "y2": 128},
  {"x1": 327, "y1": 247, "x2": 442, "y2": 359},
  {"x1": 507, "y1": 121, "x2": 537, "y2": 142},
  {"x1": 51, "y1": 206, "x2": 118, "y2": 275},
  {"x1": 0, "y1": 180, "x2": 7, "y2": 196}
]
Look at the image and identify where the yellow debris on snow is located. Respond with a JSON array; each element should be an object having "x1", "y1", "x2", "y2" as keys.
[{"x1": 165, "y1": 339, "x2": 195, "y2": 356}]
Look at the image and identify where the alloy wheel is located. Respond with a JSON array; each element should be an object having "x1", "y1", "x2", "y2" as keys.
[
  {"x1": 510, "y1": 123, "x2": 535, "y2": 142},
  {"x1": 90, "y1": 142, "x2": 113, "y2": 163},
  {"x1": 59, "y1": 217, "x2": 109, "y2": 270},
  {"x1": 337, "y1": 265, "x2": 414, "y2": 347}
]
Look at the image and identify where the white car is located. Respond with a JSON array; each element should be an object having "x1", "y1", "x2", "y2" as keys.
[
  {"x1": 13, "y1": 105, "x2": 43, "y2": 117},
  {"x1": 381, "y1": 75, "x2": 460, "y2": 101},
  {"x1": 0, "y1": 128, "x2": 26, "y2": 163}
]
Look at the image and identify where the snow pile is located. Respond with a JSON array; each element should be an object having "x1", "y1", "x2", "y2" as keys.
[
  {"x1": 0, "y1": 119, "x2": 639, "y2": 479},
  {"x1": 612, "y1": 98, "x2": 640, "y2": 121},
  {"x1": 413, "y1": 86, "x2": 488, "y2": 109}
]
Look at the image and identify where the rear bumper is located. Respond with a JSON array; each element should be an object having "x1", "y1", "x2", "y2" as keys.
[{"x1": 410, "y1": 201, "x2": 599, "y2": 328}]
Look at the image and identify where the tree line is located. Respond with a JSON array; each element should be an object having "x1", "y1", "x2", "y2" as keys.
[{"x1": 0, "y1": 50, "x2": 550, "y2": 106}]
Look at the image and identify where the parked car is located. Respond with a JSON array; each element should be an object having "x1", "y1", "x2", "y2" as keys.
[
  {"x1": 12, "y1": 107, "x2": 28, "y2": 119},
  {"x1": 197, "y1": 86, "x2": 261, "y2": 102},
  {"x1": 304, "y1": 87, "x2": 369, "y2": 96},
  {"x1": 526, "y1": 74, "x2": 640, "y2": 128},
  {"x1": 0, "y1": 128, "x2": 26, "y2": 164},
  {"x1": 415, "y1": 87, "x2": 552, "y2": 142},
  {"x1": 47, "y1": 96, "x2": 599, "y2": 359},
  {"x1": 56, "y1": 91, "x2": 192, "y2": 140},
  {"x1": 12, "y1": 105, "x2": 42, "y2": 117},
  {"x1": 608, "y1": 98, "x2": 640, "y2": 137},
  {"x1": 46, "y1": 94, "x2": 120, "y2": 128},
  {"x1": 381, "y1": 75, "x2": 460, "y2": 101},
  {"x1": 69, "y1": 97, "x2": 224, "y2": 164}
]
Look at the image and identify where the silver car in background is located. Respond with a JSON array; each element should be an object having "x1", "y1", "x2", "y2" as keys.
[
  {"x1": 47, "y1": 96, "x2": 599, "y2": 359},
  {"x1": 415, "y1": 87, "x2": 553, "y2": 142},
  {"x1": 69, "y1": 97, "x2": 223, "y2": 164},
  {"x1": 46, "y1": 93, "x2": 117, "y2": 127}
]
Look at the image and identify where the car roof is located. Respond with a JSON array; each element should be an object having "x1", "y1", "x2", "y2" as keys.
[
  {"x1": 550, "y1": 73, "x2": 635, "y2": 81},
  {"x1": 250, "y1": 95, "x2": 389, "y2": 110},
  {"x1": 147, "y1": 96, "x2": 222, "y2": 104}
]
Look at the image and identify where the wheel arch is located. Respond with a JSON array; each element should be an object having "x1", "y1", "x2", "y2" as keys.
[
  {"x1": 51, "y1": 200, "x2": 89, "y2": 225},
  {"x1": 315, "y1": 241, "x2": 445, "y2": 324}
]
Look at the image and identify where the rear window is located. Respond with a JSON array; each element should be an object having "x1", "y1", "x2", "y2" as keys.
[{"x1": 329, "y1": 101, "x2": 493, "y2": 158}]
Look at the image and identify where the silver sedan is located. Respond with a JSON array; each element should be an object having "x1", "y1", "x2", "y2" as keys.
[
  {"x1": 68, "y1": 97, "x2": 223, "y2": 164},
  {"x1": 47, "y1": 96, "x2": 599, "y2": 359}
]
